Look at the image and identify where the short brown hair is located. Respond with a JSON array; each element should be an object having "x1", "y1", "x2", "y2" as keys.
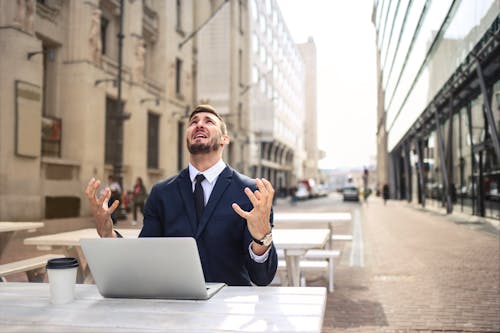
[{"x1": 189, "y1": 104, "x2": 227, "y2": 135}]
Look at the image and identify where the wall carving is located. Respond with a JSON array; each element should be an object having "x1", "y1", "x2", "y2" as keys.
[
  {"x1": 89, "y1": 9, "x2": 102, "y2": 65},
  {"x1": 13, "y1": 0, "x2": 35, "y2": 34}
]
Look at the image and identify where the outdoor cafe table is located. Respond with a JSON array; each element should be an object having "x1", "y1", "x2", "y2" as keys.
[
  {"x1": 24, "y1": 227, "x2": 330, "y2": 287},
  {"x1": 0, "y1": 222, "x2": 44, "y2": 258},
  {"x1": 273, "y1": 212, "x2": 351, "y2": 248},
  {"x1": 0, "y1": 282, "x2": 327, "y2": 332},
  {"x1": 23, "y1": 228, "x2": 139, "y2": 283},
  {"x1": 272, "y1": 228, "x2": 331, "y2": 287}
]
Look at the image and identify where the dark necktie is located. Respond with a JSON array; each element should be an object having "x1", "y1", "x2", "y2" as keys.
[{"x1": 194, "y1": 174, "x2": 206, "y2": 223}]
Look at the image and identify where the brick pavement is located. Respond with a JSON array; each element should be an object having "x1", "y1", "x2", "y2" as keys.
[
  {"x1": 1, "y1": 196, "x2": 499, "y2": 332},
  {"x1": 314, "y1": 198, "x2": 500, "y2": 333}
]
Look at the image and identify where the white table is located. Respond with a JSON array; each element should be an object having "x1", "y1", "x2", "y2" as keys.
[
  {"x1": 24, "y1": 228, "x2": 329, "y2": 288},
  {"x1": 24, "y1": 228, "x2": 139, "y2": 283},
  {"x1": 274, "y1": 212, "x2": 351, "y2": 248},
  {"x1": 0, "y1": 282, "x2": 327, "y2": 332},
  {"x1": 272, "y1": 229, "x2": 330, "y2": 287},
  {"x1": 274, "y1": 212, "x2": 351, "y2": 223},
  {"x1": 0, "y1": 222, "x2": 44, "y2": 258}
]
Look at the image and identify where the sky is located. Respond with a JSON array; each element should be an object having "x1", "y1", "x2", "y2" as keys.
[{"x1": 276, "y1": 0, "x2": 378, "y2": 170}]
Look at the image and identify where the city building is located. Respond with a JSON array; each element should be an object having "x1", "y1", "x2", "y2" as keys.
[
  {"x1": 373, "y1": 0, "x2": 499, "y2": 220},
  {"x1": 0, "y1": 0, "x2": 319, "y2": 220},
  {"x1": 0, "y1": 0, "x2": 196, "y2": 220},
  {"x1": 298, "y1": 37, "x2": 323, "y2": 184},
  {"x1": 197, "y1": 0, "x2": 316, "y2": 197}
]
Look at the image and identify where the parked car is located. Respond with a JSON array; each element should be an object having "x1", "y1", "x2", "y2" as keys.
[
  {"x1": 316, "y1": 184, "x2": 329, "y2": 197},
  {"x1": 297, "y1": 179, "x2": 315, "y2": 198},
  {"x1": 294, "y1": 183, "x2": 310, "y2": 200},
  {"x1": 342, "y1": 186, "x2": 360, "y2": 202}
]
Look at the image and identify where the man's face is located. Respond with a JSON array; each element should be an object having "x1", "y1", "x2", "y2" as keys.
[{"x1": 186, "y1": 112, "x2": 228, "y2": 155}]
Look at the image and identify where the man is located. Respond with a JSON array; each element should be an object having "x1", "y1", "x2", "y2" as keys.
[{"x1": 85, "y1": 105, "x2": 277, "y2": 286}]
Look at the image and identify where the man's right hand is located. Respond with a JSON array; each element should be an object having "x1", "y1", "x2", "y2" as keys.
[{"x1": 84, "y1": 178, "x2": 119, "y2": 238}]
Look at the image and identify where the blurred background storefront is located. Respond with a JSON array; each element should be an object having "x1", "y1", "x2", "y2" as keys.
[{"x1": 373, "y1": 0, "x2": 499, "y2": 220}]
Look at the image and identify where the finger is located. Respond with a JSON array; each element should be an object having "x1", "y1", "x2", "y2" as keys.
[
  {"x1": 232, "y1": 203, "x2": 249, "y2": 219},
  {"x1": 108, "y1": 199, "x2": 120, "y2": 214},
  {"x1": 255, "y1": 178, "x2": 268, "y2": 196},
  {"x1": 261, "y1": 178, "x2": 274, "y2": 193},
  {"x1": 98, "y1": 188, "x2": 110, "y2": 209},
  {"x1": 85, "y1": 178, "x2": 95, "y2": 198},
  {"x1": 244, "y1": 187, "x2": 258, "y2": 206},
  {"x1": 102, "y1": 195, "x2": 109, "y2": 210},
  {"x1": 87, "y1": 178, "x2": 101, "y2": 201},
  {"x1": 92, "y1": 180, "x2": 101, "y2": 197},
  {"x1": 261, "y1": 178, "x2": 275, "y2": 206},
  {"x1": 254, "y1": 190, "x2": 263, "y2": 201}
]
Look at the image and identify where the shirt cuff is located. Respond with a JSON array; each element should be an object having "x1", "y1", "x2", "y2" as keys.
[{"x1": 248, "y1": 242, "x2": 271, "y2": 263}]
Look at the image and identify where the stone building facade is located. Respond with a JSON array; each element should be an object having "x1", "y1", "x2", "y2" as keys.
[{"x1": 0, "y1": 0, "x2": 319, "y2": 220}]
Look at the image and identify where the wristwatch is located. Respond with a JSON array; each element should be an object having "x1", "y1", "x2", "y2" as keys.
[{"x1": 252, "y1": 232, "x2": 273, "y2": 246}]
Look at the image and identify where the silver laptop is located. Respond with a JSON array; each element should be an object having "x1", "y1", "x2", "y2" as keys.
[{"x1": 80, "y1": 237, "x2": 226, "y2": 300}]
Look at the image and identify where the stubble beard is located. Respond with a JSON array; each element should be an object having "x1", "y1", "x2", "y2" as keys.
[{"x1": 187, "y1": 137, "x2": 220, "y2": 155}]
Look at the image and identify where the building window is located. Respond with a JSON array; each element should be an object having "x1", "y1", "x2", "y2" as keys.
[
  {"x1": 105, "y1": 97, "x2": 122, "y2": 165},
  {"x1": 177, "y1": 121, "x2": 184, "y2": 171},
  {"x1": 41, "y1": 116, "x2": 62, "y2": 157},
  {"x1": 99, "y1": 0, "x2": 120, "y2": 60},
  {"x1": 238, "y1": 49, "x2": 243, "y2": 86},
  {"x1": 176, "y1": 0, "x2": 183, "y2": 33},
  {"x1": 100, "y1": 16, "x2": 109, "y2": 55},
  {"x1": 147, "y1": 112, "x2": 160, "y2": 169},
  {"x1": 175, "y1": 58, "x2": 182, "y2": 96},
  {"x1": 239, "y1": 0, "x2": 244, "y2": 34}
]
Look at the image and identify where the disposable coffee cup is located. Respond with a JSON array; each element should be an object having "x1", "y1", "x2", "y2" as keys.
[{"x1": 46, "y1": 257, "x2": 79, "y2": 305}]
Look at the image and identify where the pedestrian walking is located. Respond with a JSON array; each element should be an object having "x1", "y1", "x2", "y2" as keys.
[
  {"x1": 383, "y1": 183, "x2": 389, "y2": 205},
  {"x1": 132, "y1": 177, "x2": 148, "y2": 225}
]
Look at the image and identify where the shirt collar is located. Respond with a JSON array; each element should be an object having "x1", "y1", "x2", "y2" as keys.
[{"x1": 189, "y1": 159, "x2": 226, "y2": 184}]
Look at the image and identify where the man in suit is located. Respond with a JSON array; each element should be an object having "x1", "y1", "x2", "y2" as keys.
[{"x1": 85, "y1": 105, "x2": 277, "y2": 286}]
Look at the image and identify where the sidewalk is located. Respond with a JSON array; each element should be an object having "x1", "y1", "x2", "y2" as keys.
[{"x1": 317, "y1": 197, "x2": 500, "y2": 332}]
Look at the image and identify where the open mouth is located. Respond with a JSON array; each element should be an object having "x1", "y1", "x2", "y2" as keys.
[{"x1": 193, "y1": 131, "x2": 208, "y2": 140}]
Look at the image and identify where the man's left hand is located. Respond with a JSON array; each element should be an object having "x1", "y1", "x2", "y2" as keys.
[{"x1": 232, "y1": 178, "x2": 275, "y2": 243}]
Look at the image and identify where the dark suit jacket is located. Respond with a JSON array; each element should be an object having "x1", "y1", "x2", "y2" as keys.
[{"x1": 140, "y1": 166, "x2": 278, "y2": 286}]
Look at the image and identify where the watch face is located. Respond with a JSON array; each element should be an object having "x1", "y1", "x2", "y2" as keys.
[{"x1": 262, "y1": 233, "x2": 273, "y2": 246}]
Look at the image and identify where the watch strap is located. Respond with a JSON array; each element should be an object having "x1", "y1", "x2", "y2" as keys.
[
  {"x1": 252, "y1": 232, "x2": 272, "y2": 245},
  {"x1": 252, "y1": 235, "x2": 264, "y2": 245}
]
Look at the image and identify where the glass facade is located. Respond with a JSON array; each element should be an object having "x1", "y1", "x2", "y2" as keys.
[{"x1": 374, "y1": 0, "x2": 500, "y2": 220}]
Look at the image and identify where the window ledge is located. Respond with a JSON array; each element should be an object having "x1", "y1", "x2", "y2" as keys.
[
  {"x1": 147, "y1": 168, "x2": 164, "y2": 176},
  {"x1": 41, "y1": 157, "x2": 81, "y2": 166}
]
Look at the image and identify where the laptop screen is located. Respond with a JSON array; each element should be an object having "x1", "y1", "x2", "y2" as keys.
[{"x1": 80, "y1": 237, "x2": 225, "y2": 300}]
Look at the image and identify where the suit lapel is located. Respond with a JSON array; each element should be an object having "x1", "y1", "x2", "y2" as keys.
[
  {"x1": 178, "y1": 168, "x2": 198, "y2": 235},
  {"x1": 197, "y1": 166, "x2": 232, "y2": 237}
]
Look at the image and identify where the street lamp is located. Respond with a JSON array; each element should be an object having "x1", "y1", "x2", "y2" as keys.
[{"x1": 112, "y1": 0, "x2": 129, "y2": 220}]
